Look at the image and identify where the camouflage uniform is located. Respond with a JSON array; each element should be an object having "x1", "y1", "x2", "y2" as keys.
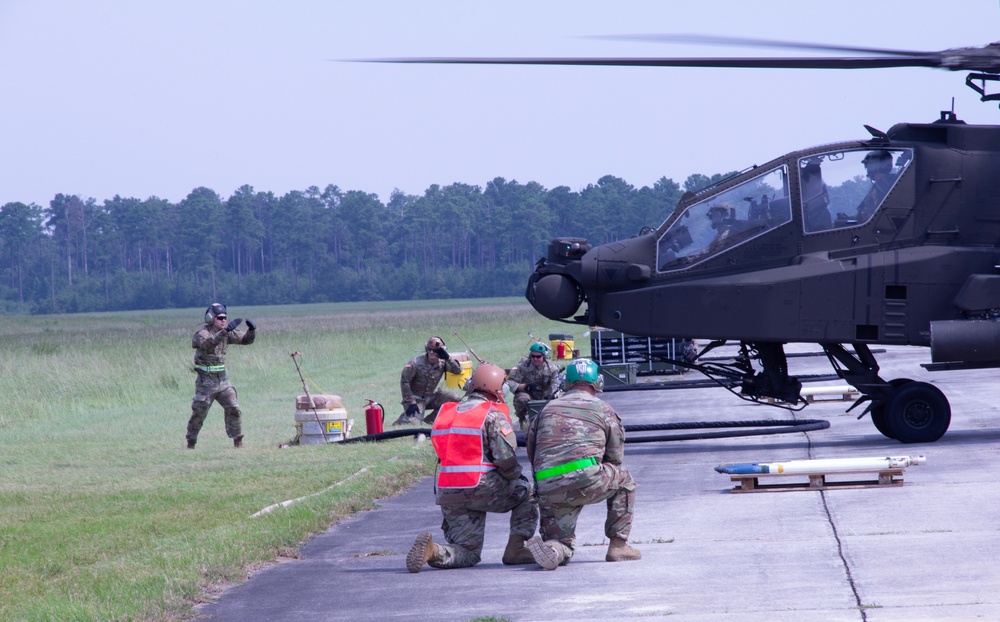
[
  {"x1": 856, "y1": 172, "x2": 896, "y2": 223},
  {"x1": 525, "y1": 387, "x2": 636, "y2": 564},
  {"x1": 185, "y1": 321, "x2": 255, "y2": 443},
  {"x1": 399, "y1": 353, "x2": 462, "y2": 423},
  {"x1": 505, "y1": 356, "x2": 561, "y2": 428},
  {"x1": 430, "y1": 394, "x2": 539, "y2": 568}
]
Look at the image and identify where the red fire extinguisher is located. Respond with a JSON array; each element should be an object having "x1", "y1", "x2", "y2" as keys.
[
  {"x1": 557, "y1": 341, "x2": 567, "y2": 360},
  {"x1": 365, "y1": 399, "x2": 384, "y2": 435}
]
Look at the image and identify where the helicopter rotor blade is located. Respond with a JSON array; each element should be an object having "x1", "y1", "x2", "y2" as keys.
[
  {"x1": 355, "y1": 37, "x2": 1000, "y2": 74},
  {"x1": 588, "y1": 33, "x2": 936, "y2": 59},
  {"x1": 364, "y1": 56, "x2": 943, "y2": 70}
]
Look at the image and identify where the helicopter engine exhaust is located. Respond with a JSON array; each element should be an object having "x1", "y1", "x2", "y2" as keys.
[{"x1": 930, "y1": 320, "x2": 1000, "y2": 364}]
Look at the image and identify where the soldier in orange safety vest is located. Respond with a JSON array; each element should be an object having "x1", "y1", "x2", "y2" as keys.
[{"x1": 406, "y1": 364, "x2": 538, "y2": 572}]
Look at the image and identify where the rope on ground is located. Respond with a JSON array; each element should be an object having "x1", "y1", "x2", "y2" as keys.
[{"x1": 250, "y1": 467, "x2": 370, "y2": 518}]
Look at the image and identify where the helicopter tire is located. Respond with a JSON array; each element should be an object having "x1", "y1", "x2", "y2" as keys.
[
  {"x1": 869, "y1": 378, "x2": 915, "y2": 440},
  {"x1": 870, "y1": 407, "x2": 894, "y2": 439},
  {"x1": 884, "y1": 381, "x2": 951, "y2": 444}
]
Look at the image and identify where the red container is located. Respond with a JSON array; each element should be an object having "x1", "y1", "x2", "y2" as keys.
[{"x1": 365, "y1": 399, "x2": 384, "y2": 435}]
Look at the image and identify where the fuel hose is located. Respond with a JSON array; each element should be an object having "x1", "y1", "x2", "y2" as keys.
[{"x1": 335, "y1": 418, "x2": 830, "y2": 445}]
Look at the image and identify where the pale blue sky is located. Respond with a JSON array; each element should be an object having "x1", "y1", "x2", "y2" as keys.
[{"x1": 2, "y1": 1, "x2": 999, "y2": 207}]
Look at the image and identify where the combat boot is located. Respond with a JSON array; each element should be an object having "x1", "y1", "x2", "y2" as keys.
[
  {"x1": 186, "y1": 439, "x2": 196, "y2": 449},
  {"x1": 394, "y1": 412, "x2": 417, "y2": 426},
  {"x1": 526, "y1": 536, "x2": 564, "y2": 570},
  {"x1": 406, "y1": 531, "x2": 442, "y2": 573},
  {"x1": 501, "y1": 535, "x2": 535, "y2": 565},
  {"x1": 605, "y1": 537, "x2": 641, "y2": 562},
  {"x1": 233, "y1": 435, "x2": 243, "y2": 448}
]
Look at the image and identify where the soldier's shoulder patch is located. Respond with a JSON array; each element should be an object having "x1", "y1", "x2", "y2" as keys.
[
  {"x1": 404, "y1": 362, "x2": 413, "y2": 369},
  {"x1": 501, "y1": 423, "x2": 513, "y2": 436}
]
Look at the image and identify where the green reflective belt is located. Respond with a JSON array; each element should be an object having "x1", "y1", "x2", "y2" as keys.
[
  {"x1": 195, "y1": 364, "x2": 225, "y2": 373},
  {"x1": 534, "y1": 456, "x2": 598, "y2": 481}
]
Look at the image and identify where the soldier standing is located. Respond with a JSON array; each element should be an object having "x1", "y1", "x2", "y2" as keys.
[
  {"x1": 185, "y1": 303, "x2": 256, "y2": 449},
  {"x1": 396, "y1": 336, "x2": 462, "y2": 425},
  {"x1": 505, "y1": 342, "x2": 561, "y2": 429},
  {"x1": 525, "y1": 358, "x2": 641, "y2": 570},
  {"x1": 406, "y1": 364, "x2": 538, "y2": 572}
]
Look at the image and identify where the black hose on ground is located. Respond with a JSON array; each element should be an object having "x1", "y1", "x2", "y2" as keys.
[
  {"x1": 336, "y1": 418, "x2": 830, "y2": 445},
  {"x1": 602, "y1": 373, "x2": 840, "y2": 392},
  {"x1": 618, "y1": 419, "x2": 830, "y2": 443},
  {"x1": 336, "y1": 427, "x2": 431, "y2": 444},
  {"x1": 508, "y1": 419, "x2": 830, "y2": 445}
]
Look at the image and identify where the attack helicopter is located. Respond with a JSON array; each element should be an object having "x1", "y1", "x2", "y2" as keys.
[{"x1": 376, "y1": 37, "x2": 1000, "y2": 443}]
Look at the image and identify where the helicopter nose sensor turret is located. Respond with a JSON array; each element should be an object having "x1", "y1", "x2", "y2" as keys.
[
  {"x1": 525, "y1": 237, "x2": 591, "y2": 320},
  {"x1": 527, "y1": 273, "x2": 583, "y2": 319}
]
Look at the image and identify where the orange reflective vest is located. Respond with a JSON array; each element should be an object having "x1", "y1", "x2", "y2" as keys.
[{"x1": 431, "y1": 401, "x2": 509, "y2": 489}]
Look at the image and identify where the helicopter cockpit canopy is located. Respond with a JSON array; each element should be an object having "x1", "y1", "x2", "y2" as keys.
[
  {"x1": 799, "y1": 148, "x2": 912, "y2": 233},
  {"x1": 657, "y1": 166, "x2": 789, "y2": 272},
  {"x1": 656, "y1": 147, "x2": 914, "y2": 272}
]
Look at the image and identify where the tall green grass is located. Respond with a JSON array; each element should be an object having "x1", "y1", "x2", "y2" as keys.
[{"x1": 0, "y1": 298, "x2": 579, "y2": 621}]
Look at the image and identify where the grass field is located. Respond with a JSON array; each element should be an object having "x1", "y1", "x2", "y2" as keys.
[{"x1": 0, "y1": 298, "x2": 580, "y2": 621}]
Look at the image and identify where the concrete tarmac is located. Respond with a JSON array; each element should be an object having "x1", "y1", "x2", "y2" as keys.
[{"x1": 199, "y1": 345, "x2": 1000, "y2": 622}]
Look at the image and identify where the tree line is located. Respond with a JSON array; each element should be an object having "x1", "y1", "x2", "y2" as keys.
[{"x1": 0, "y1": 173, "x2": 731, "y2": 314}]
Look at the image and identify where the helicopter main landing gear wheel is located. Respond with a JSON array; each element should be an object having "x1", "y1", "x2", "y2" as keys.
[
  {"x1": 821, "y1": 344, "x2": 952, "y2": 443},
  {"x1": 869, "y1": 407, "x2": 893, "y2": 439},
  {"x1": 869, "y1": 378, "x2": 913, "y2": 440},
  {"x1": 882, "y1": 380, "x2": 951, "y2": 444}
]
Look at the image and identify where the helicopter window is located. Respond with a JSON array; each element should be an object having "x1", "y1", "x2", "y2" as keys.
[
  {"x1": 799, "y1": 148, "x2": 912, "y2": 233},
  {"x1": 656, "y1": 166, "x2": 789, "y2": 271}
]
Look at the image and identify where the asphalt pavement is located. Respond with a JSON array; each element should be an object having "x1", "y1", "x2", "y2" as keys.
[{"x1": 198, "y1": 345, "x2": 1000, "y2": 622}]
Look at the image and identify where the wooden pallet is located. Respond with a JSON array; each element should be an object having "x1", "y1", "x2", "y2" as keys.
[
  {"x1": 767, "y1": 385, "x2": 860, "y2": 405},
  {"x1": 728, "y1": 468, "x2": 905, "y2": 493}
]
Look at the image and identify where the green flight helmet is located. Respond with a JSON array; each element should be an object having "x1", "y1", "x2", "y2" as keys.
[
  {"x1": 564, "y1": 358, "x2": 602, "y2": 390},
  {"x1": 529, "y1": 342, "x2": 549, "y2": 357}
]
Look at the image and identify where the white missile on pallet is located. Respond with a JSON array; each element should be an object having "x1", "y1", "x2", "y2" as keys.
[{"x1": 715, "y1": 455, "x2": 927, "y2": 475}]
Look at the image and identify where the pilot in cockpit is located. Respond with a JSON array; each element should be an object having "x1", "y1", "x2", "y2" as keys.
[
  {"x1": 800, "y1": 159, "x2": 832, "y2": 232},
  {"x1": 857, "y1": 150, "x2": 895, "y2": 221},
  {"x1": 833, "y1": 149, "x2": 897, "y2": 226},
  {"x1": 706, "y1": 203, "x2": 756, "y2": 252}
]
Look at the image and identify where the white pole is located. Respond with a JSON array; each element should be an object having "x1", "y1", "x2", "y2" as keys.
[{"x1": 716, "y1": 455, "x2": 926, "y2": 475}]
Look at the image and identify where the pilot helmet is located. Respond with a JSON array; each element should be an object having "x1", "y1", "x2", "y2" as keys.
[
  {"x1": 862, "y1": 150, "x2": 893, "y2": 174},
  {"x1": 706, "y1": 203, "x2": 733, "y2": 220},
  {"x1": 800, "y1": 158, "x2": 822, "y2": 180}
]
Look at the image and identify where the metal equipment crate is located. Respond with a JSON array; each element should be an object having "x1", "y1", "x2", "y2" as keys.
[
  {"x1": 590, "y1": 329, "x2": 687, "y2": 374},
  {"x1": 599, "y1": 363, "x2": 638, "y2": 387}
]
